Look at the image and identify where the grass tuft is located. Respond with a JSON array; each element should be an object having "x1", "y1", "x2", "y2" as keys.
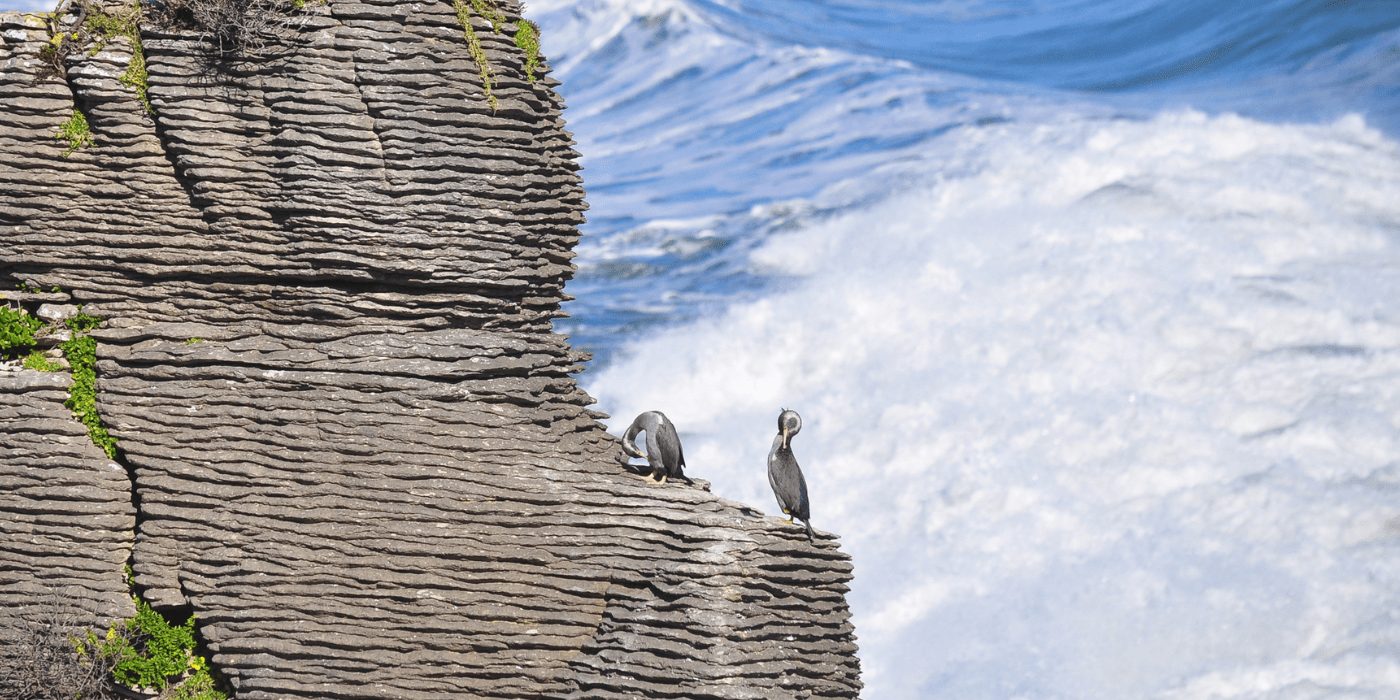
[{"x1": 513, "y1": 19, "x2": 540, "y2": 82}]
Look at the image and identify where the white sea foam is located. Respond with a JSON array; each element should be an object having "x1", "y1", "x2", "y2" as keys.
[{"x1": 586, "y1": 110, "x2": 1400, "y2": 699}]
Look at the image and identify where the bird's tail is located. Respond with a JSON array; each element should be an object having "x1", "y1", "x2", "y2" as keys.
[{"x1": 803, "y1": 518, "x2": 814, "y2": 540}]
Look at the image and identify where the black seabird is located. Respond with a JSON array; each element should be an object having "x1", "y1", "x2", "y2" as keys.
[
  {"x1": 767, "y1": 409, "x2": 813, "y2": 537},
  {"x1": 621, "y1": 410, "x2": 691, "y2": 484}
]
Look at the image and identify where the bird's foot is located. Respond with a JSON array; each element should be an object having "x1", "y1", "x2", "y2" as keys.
[{"x1": 658, "y1": 474, "x2": 668, "y2": 484}]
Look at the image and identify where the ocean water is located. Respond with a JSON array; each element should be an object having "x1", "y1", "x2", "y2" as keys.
[
  {"x1": 528, "y1": 0, "x2": 1400, "y2": 698},
  {"x1": 5, "y1": 0, "x2": 1400, "y2": 698}
]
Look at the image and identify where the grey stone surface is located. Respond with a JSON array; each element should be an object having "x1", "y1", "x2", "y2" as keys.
[
  {"x1": 36, "y1": 303, "x2": 79, "y2": 322},
  {"x1": 0, "y1": 370, "x2": 137, "y2": 627},
  {"x1": 0, "y1": 1, "x2": 862, "y2": 698}
]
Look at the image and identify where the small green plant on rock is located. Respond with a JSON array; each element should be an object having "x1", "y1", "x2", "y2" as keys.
[
  {"x1": 35, "y1": 1, "x2": 151, "y2": 114},
  {"x1": 185, "y1": 337, "x2": 205, "y2": 344},
  {"x1": 2, "y1": 300, "x2": 117, "y2": 455},
  {"x1": 55, "y1": 107, "x2": 93, "y2": 157},
  {"x1": 452, "y1": 0, "x2": 543, "y2": 108},
  {"x1": 67, "y1": 311, "x2": 103, "y2": 333},
  {"x1": 85, "y1": 1, "x2": 152, "y2": 112},
  {"x1": 169, "y1": 666, "x2": 224, "y2": 700},
  {"x1": 62, "y1": 568, "x2": 229, "y2": 699},
  {"x1": 0, "y1": 306, "x2": 44, "y2": 356},
  {"x1": 23, "y1": 349, "x2": 65, "y2": 372},
  {"x1": 111, "y1": 567, "x2": 226, "y2": 699},
  {"x1": 513, "y1": 19, "x2": 541, "y2": 82},
  {"x1": 60, "y1": 311, "x2": 117, "y2": 458},
  {"x1": 110, "y1": 597, "x2": 197, "y2": 689},
  {"x1": 452, "y1": 0, "x2": 499, "y2": 110},
  {"x1": 61, "y1": 334, "x2": 118, "y2": 459}
]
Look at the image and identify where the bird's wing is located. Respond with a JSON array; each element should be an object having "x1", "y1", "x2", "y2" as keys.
[
  {"x1": 766, "y1": 443, "x2": 784, "y2": 501},
  {"x1": 656, "y1": 418, "x2": 684, "y2": 475},
  {"x1": 644, "y1": 428, "x2": 667, "y2": 471},
  {"x1": 770, "y1": 450, "x2": 807, "y2": 515}
]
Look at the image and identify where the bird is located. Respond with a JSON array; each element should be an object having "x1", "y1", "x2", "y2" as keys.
[
  {"x1": 620, "y1": 411, "x2": 691, "y2": 484},
  {"x1": 767, "y1": 408, "x2": 813, "y2": 538}
]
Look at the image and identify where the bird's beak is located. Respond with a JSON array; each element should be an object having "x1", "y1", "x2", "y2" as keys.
[{"x1": 782, "y1": 426, "x2": 789, "y2": 450}]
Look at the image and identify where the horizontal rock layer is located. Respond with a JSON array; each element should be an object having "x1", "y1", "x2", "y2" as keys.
[
  {"x1": 0, "y1": 1, "x2": 862, "y2": 698},
  {"x1": 0, "y1": 369, "x2": 137, "y2": 627}
]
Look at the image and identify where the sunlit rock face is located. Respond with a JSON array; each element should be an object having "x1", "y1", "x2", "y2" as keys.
[
  {"x1": 0, "y1": 1, "x2": 861, "y2": 697},
  {"x1": 0, "y1": 369, "x2": 137, "y2": 626}
]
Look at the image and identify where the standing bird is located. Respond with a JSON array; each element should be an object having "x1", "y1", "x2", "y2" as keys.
[
  {"x1": 767, "y1": 409, "x2": 813, "y2": 537},
  {"x1": 621, "y1": 411, "x2": 691, "y2": 484}
]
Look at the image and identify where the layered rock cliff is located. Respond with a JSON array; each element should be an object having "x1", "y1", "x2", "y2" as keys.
[{"x1": 0, "y1": 1, "x2": 862, "y2": 697}]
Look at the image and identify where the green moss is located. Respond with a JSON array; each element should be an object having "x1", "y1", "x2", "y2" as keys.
[
  {"x1": 85, "y1": 2, "x2": 151, "y2": 113},
  {"x1": 55, "y1": 108, "x2": 92, "y2": 157},
  {"x1": 513, "y1": 19, "x2": 540, "y2": 82},
  {"x1": 185, "y1": 337, "x2": 205, "y2": 344},
  {"x1": 60, "y1": 334, "x2": 118, "y2": 459},
  {"x1": 22, "y1": 349, "x2": 65, "y2": 372}
]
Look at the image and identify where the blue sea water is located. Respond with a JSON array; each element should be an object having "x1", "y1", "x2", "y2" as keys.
[
  {"x1": 526, "y1": 1, "x2": 1400, "y2": 698},
  {"x1": 5, "y1": 0, "x2": 1400, "y2": 698},
  {"x1": 538, "y1": 0, "x2": 1400, "y2": 361}
]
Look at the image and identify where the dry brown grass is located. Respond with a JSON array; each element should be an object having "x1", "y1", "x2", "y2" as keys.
[
  {"x1": 150, "y1": 0, "x2": 312, "y2": 57},
  {"x1": 0, "y1": 589, "x2": 128, "y2": 700}
]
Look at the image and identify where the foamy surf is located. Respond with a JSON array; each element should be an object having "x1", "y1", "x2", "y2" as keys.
[{"x1": 585, "y1": 110, "x2": 1400, "y2": 699}]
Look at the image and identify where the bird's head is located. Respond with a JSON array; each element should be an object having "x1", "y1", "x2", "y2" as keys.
[{"x1": 777, "y1": 408, "x2": 802, "y2": 448}]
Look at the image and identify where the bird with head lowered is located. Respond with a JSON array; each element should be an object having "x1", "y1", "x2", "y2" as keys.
[
  {"x1": 620, "y1": 410, "x2": 691, "y2": 484},
  {"x1": 767, "y1": 408, "x2": 813, "y2": 538}
]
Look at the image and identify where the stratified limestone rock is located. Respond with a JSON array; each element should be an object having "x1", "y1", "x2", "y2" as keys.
[
  {"x1": 0, "y1": 1, "x2": 861, "y2": 698},
  {"x1": 0, "y1": 369, "x2": 137, "y2": 627}
]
